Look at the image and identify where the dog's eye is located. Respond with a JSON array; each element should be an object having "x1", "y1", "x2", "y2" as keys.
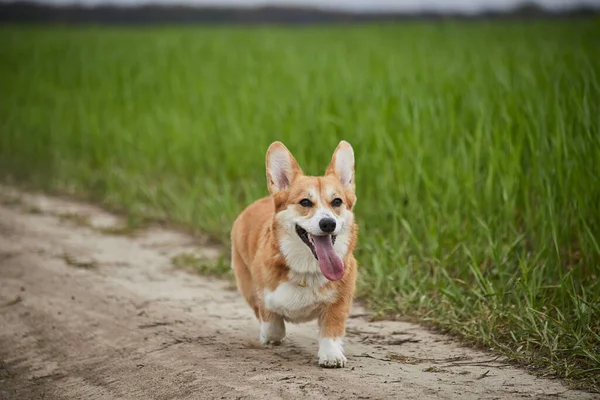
[
  {"x1": 331, "y1": 198, "x2": 343, "y2": 207},
  {"x1": 299, "y1": 199, "x2": 313, "y2": 208}
]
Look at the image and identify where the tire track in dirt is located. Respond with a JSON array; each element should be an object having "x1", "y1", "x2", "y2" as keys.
[{"x1": 0, "y1": 187, "x2": 593, "y2": 399}]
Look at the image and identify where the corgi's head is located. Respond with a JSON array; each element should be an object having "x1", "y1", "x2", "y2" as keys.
[{"x1": 266, "y1": 140, "x2": 357, "y2": 281}]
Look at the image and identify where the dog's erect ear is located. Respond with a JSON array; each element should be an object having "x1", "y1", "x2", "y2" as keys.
[
  {"x1": 266, "y1": 142, "x2": 303, "y2": 195},
  {"x1": 326, "y1": 140, "x2": 355, "y2": 190}
]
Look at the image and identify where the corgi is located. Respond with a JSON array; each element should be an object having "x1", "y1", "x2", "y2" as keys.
[{"x1": 231, "y1": 140, "x2": 358, "y2": 368}]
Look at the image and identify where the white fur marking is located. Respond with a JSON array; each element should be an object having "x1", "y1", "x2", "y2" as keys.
[
  {"x1": 301, "y1": 207, "x2": 341, "y2": 236},
  {"x1": 259, "y1": 318, "x2": 286, "y2": 345},
  {"x1": 318, "y1": 338, "x2": 346, "y2": 368},
  {"x1": 264, "y1": 283, "x2": 335, "y2": 323}
]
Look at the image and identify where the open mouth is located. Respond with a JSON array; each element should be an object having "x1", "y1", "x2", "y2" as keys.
[
  {"x1": 295, "y1": 224, "x2": 344, "y2": 281},
  {"x1": 295, "y1": 224, "x2": 336, "y2": 260}
]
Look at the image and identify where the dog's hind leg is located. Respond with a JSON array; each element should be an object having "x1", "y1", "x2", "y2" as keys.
[{"x1": 231, "y1": 246, "x2": 259, "y2": 319}]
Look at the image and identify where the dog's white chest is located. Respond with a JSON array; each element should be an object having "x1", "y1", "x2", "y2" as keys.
[{"x1": 264, "y1": 282, "x2": 335, "y2": 323}]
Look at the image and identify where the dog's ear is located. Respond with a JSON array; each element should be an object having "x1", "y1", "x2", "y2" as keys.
[
  {"x1": 266, "y1": 142, "x2": 303, "y2": 195},
  {"x1": 326, "y1": 140, "x2": 355, "y2": 190}
]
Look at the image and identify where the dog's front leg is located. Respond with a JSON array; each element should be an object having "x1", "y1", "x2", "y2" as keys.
[
  {"x1": 317, "y1": 299, "x2": 350, "y2": 368},
  {"x1": 257, "y1": 302, "x2": 286, "y2": 345}
]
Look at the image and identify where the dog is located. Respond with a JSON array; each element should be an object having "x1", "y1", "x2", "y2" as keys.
[{"x1": 230, "y1": 140, "x2": 358, "y2": 368}]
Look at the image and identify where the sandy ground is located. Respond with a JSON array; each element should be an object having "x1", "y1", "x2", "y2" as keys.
[{"x1": 0, "y1": 187, "x2": 595, "y2": 400}]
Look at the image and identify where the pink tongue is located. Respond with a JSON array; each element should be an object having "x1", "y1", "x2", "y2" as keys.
[{"x1": 313, "y1": 235, "x2": 344, "y2": 281}]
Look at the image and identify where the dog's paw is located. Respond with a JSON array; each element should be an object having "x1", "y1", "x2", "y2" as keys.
[
  {"x1": 318, "y1": 338, "x2": 347, "y2": 368},
  {"x1": 259, "y1": 320, "x2": 286, "y2": 345}
]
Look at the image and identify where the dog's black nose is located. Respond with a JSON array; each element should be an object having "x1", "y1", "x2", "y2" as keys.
[{"x1": 319, "y1": 218, "x2": 336, "y2": 233}]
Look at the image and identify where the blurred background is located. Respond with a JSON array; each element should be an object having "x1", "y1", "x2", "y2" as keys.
[
  {"x1": 1, "y1": 0, "x2": 599, "y2": 392},
  {"x1": 1, "y1": 0, "x2": 600, "y2": 22}
]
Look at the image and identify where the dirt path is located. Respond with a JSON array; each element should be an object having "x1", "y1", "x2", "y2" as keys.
[{"x1": 0, "y1": 187, "x2": 593, "y2": 400}]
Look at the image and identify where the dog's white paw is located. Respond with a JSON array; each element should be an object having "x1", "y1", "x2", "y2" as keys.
[
  {"x1": 318, "y1": 338, "x2": 347, "y2": 368},
  {"x1": 259, "y1": 320, "x2": 286, "y2": 345}
]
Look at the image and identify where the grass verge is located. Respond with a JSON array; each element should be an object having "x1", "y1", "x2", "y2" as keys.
[
  {"x1": 171, "y1": 252, "x2": 231, "y2": 278},
  {"x1": 1, "y1": 21, "x2": 599, "y2": 391}
]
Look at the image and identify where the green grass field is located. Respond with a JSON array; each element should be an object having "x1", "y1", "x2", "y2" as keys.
[{"x1": 1, "y1": 20, "x2": 599, "y2": 391}]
